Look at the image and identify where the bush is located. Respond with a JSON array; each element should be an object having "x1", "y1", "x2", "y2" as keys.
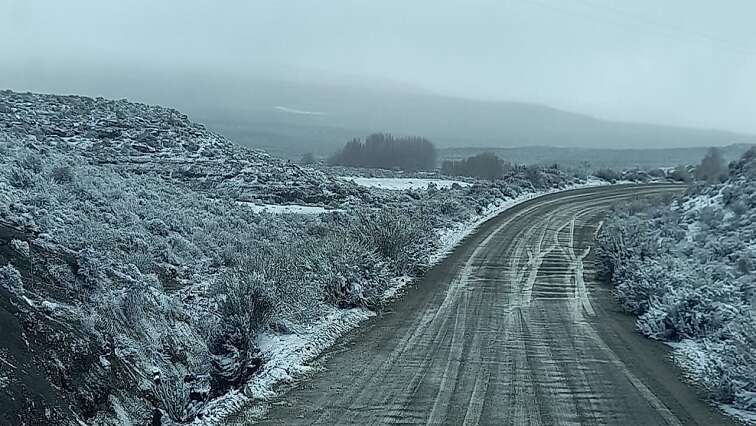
[
  {"x1": 209, "y1": 270, "x2": 276, "y2": 393},
  {"x1": 351, "y1": 209, "x2": 432, "y2": 275},
  {"x1": 669, "y1": 165, "x2": 693, "y2": 183},
  {"x1": 7, "y1": 166, "x2": 35, "y2": 189},
  {"x1": 593, "y1": 168, "x2": 621, "y2": 183},
  {"x1": 51, "y1": 165, "x2": 75, "y2": 184},
  {"x1": 0, "y1": 263, "x2": 24, "y2": 295},
  {"x1": 312, "y1": 237, "x2": 390, "y2": 309}
]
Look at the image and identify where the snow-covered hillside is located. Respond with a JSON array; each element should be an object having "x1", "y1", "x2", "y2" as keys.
[
  {"x1": 0, "y1": 91, "x2": 584, "y2": 425},
  {"x1": 597, "y1": 148, "x2": 756, "y2": 423}
]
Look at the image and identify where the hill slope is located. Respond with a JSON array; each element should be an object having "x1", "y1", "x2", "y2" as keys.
[
  {"x1": 0, "y1": 90, "x2": 583, "y2": 425},
  {"x1": 440, "y1": 144, "x2": 755, "y2": 169}
]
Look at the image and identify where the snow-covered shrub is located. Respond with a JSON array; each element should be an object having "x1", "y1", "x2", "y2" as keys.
[
  {"x1": 597, "y1": 148, "x2": 756, "y2": 414},
  {"x1": 352, "y1": 209, "x2": 433, "y2": 275},
  {"x1": 669, "y1": 165, "x2": 693, "y2": 183},
  {"x1": 209, "y1": 270, "x2": 275, "y2": 394},
  {"x1": 50, "y1": 164, "x2": 75, "y2": 184},
  {"x1": 153, "y1": 373, "x2": 193, "y2": 423},
  {"x1": 10, "y1": 239, "x2": 30, "y2": 258},
  {"x1": 0, "y1": 263, "x2": 24, "y2": 295},
  {"x1": 214, "y1": 270, "x2": 276, "y2": 341},
  {"x1": 7, "y1": 165, "x2": 35, "y2": 189},
  {"x1": 593, "y1": 168, "x2": 621, "y2": 183},
  {"x1": 309, "y1": 236, "x2": 391, "y2": 309}
]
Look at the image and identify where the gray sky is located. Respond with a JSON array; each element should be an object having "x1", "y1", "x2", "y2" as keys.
[{"x1": 2, "y1": 0, "x2": 755, "y2": 133}]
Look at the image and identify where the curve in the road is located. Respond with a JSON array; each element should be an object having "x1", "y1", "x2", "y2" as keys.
[{"x1": 240, "y1": 185, "x2": 736, "y2": 426}]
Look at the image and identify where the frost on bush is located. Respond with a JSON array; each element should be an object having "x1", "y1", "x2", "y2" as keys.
[
  {"x1": 309, "y1": 236, "x2": 391, "y2": 310},
  {"x1": 209, "y1": 270, "x2": 275, "y2": 394},
  {"x1": 10, "y1": 239, "x2": 30, "y2": 258},
  {"x1": 597, "y1": 148, "x2": 756, "y2": 413},
  {"x1": 0, "y1": 263, "x2": 24, "y2": 296},
  {"x1": 351, "y1": 209, "x2": 433, "y2": 275}
]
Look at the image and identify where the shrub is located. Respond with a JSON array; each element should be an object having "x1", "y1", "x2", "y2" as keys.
[
  {"x1": 595, "y1": 148, "x2": 756, "y2": 411},
  {"x1": 51, "y1": 165, "x2": 75, "y2": 184},
  {"x1": 209, "y1": 270, "x2": 276, "y2": 393},
  {"x1": 0, "y1": 263, "x2": 24, "y2": 295},
  {"x1": 310, "y1": 236, "x2": 391, "y2": 309},
  {"x1": 351, "y1": 209, "x2": 432, "y2": 275},
  {"x1": 593, "y1": 168, "x2": 621, "y2": 183},
  {"x1": 669, "y1": 165, "x2": 693, "y2": 183},
  {"x1": 695, "y1": 147, "x2": 728, "y2": 184},
  {"x1": 7, "y1": 166, "x2": 35, "y2": 189}
]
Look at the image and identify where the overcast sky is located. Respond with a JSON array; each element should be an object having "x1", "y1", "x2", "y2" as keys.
[{"x1": 2, "y1": 0, "x2": 755, "y2": 133}]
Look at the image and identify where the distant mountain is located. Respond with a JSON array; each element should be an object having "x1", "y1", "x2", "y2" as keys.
[
  {"x1": 6, "y1": 66, "x2": 754, "y2": 159},
  {"x1": 179, "y1": 79, "x2": 756, "y2": 159}
]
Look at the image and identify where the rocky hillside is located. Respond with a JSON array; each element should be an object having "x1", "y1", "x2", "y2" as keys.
[
  {"x1": 0, "y1": 91, "x2": 582, "y2": 425},
  {"x1": 0, "y1": 90, "x2": 365, "y2": 206}
]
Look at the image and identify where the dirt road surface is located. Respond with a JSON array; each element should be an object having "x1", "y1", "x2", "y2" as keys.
[{"x1": 250, "y1": 185, "x2": 737, "y2": 425}]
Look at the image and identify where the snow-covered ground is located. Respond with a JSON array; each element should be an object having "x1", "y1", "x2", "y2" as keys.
[
  {"x1": 341, "y1": 176, "x2": 472, "y2": 190},
  {"x1": 236, "y1": 202, "x2": 342, "y2": 215}
]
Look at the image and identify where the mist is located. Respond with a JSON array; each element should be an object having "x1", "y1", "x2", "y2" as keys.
[{"x1": 2, "y1": 0, "x2": 755, "y2": 139}]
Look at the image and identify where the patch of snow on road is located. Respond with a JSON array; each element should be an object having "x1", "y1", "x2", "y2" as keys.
[
  {"x1": 342, "y1": 177, "x2": 471, "y2": 191},
  {"x1": 236, "y1": 202, "x2": 342, "y2": 215}
]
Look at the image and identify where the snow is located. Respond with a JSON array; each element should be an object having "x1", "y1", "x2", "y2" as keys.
[
  {"x1": 720, "y1": 405, "x2": 756, "y2": 425},
  {"x1": 668, "y1": 341, "x2": 756, "y2": 425},
  {"x1": 192, "y1": 308, "x2": 373, "y2": 424},
  {"x1": 382, "y1": 276, "x2": 413, "y2": 301},
  {"x1": 341, "y1": 176, "x2": 472, "y2": 190},
  {"x1": 273, "y1": 106, "x2": 325, "y2": 116},
  {"x1": 236, "y1": 202, "x2": 342, "y2": 215}
]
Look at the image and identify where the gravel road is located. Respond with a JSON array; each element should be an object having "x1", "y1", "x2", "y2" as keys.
[{"x1": 253, "y1": 185, "x2": 737, "y2": 425}]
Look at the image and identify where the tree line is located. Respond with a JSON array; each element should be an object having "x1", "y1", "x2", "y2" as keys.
[{"x1": 329, "y1": 133, "x2": 436, "y2": 171}]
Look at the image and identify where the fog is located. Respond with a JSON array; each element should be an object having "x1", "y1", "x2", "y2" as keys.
[{"x1": 2, "y1": 0, "x2": 755, "y2": 138}]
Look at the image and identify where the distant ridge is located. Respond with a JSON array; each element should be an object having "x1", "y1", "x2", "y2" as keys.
[
  {"x1": 6, "y1": 66, "x2": 754, "y2": 158},
  {"x1": 439, "y1": 144, "x2": 755, "y2": 169}
]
